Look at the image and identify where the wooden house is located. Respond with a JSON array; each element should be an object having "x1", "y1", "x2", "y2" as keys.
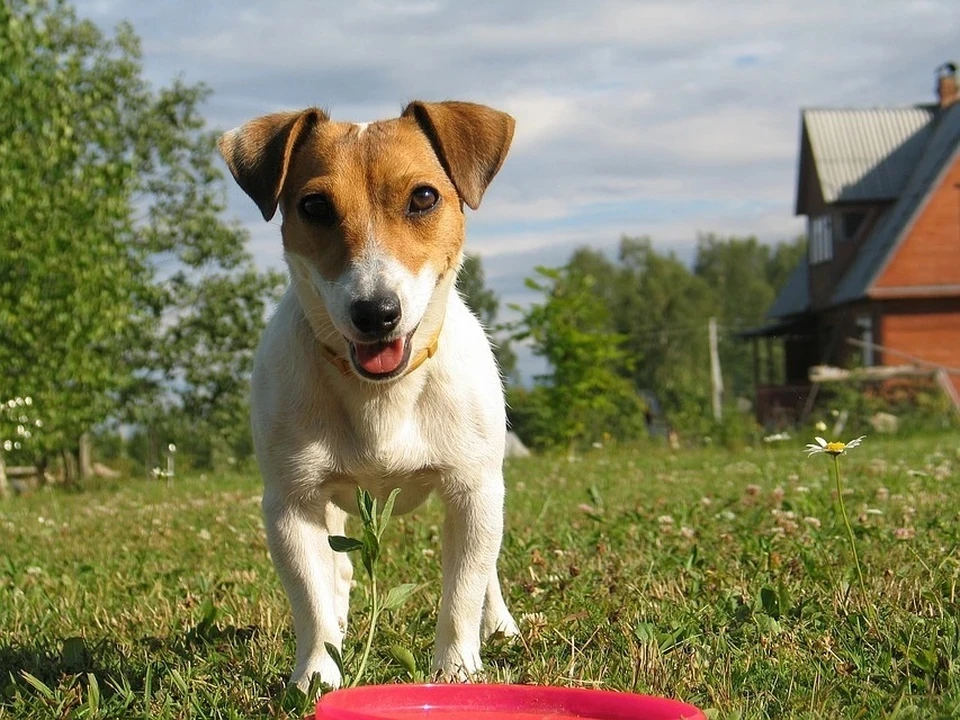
[{"x1": 745, "y1": 63, "x2": 960, "y2": 424}]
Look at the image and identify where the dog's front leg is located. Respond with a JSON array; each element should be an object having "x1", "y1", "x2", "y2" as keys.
[
  {"x1": 433, "y1": 472, "x2": 506, "y2": 679},
  {"x1": 263, "y1": 490, "x2": 349, "y2": 692}
]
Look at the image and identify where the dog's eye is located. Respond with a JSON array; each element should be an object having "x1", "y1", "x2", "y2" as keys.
[
  {"x1": 408, "y1": 186, "x2": 439, "y2": 215},
  {"x1": 300, "y1": 194, "x2": 337, "y2": 225}
]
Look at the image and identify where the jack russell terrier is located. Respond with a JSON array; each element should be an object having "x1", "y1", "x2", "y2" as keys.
[{"x1": 218, "y1": 101, "x2": 519, "y2": 691}]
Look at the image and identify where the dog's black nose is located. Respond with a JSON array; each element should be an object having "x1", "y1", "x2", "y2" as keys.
[{"x1": 350, "y1": 294, "x2": 402, "y2": 336}]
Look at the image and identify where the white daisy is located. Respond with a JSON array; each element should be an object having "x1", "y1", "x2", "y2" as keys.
[{"x1": 804, "y1": 435, "x2": 866, "y2": 457}]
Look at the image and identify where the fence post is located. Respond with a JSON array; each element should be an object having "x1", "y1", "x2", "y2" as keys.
[{"x1": 709, "y1": 317, "x2": 724, "y2": 422}]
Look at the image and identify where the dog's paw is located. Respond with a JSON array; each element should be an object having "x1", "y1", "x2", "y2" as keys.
[
  {"x1": 482, "y1": 610, "x2": 520, "y2": 641},
  {"x1": 431, "y1": 643, "x2": 483, "y2": 682},
  {"x1": 289, "y1": 654, "x2": 342, "y2": 696}
]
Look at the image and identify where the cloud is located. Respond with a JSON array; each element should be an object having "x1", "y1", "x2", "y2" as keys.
[{"x1": 76, "y1": 0, "x2": 960, "y2": 382}]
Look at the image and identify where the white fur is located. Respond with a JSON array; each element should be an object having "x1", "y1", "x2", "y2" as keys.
[
  {"x1": 354, "y1": 122, "x2": 370, "y2": 135},
  {"x1": 299, "y1": 239, "x2": 438, "y2": 345},
  {"x1": 254, "y1": 244, "x2": 518, "y2": 692}
]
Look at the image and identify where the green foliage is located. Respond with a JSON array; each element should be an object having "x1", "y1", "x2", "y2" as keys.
[
  {"x1": 694, "y1": 234, "x2": 808, "y2": 401},
  {"x1": 694, "y1": 235, "x2": 776, "y2": 398},
  {"x1": 510, "y1": 265, "x2": 646, "y2": 450},
  {"x1": 512, "y1": 234, "x2": 809, "y2": 449},
  {"x1": 0, "y1": 1, "x2": 148, "y2": 457},
  {"x1": 328, "y1": 488, "x2": 419, "y2": 688},
  {"x1": 614, "y1": 237, "x2": 717, "y2": 430},
  {"x1": 120, "y1": 78, "x2": 285, "y2": 471},
  {"x1": 819, "y1": 377, "x2": 959, "y2": 438},
  {"x1": 456, "y1": 253, "x2": 517, "y2": 381},
  {"x1": 146, "y1": 265, "x2": 285, "y2": 468},
  {"x1": 707, "y1": 409, "x2": 761, "y2": 451},
  {"x1": 0, "y1": 396, "x2": 44, "y2": 466},
  {"x1": 457, "y1": 254, "x2": 499, "y2": 328},
  {"x1": 0, "y1": 0, "x2": 281, "y2": 472},
  {"x1": 504, "y1": 385, "x2": 557, "y2": 450}
]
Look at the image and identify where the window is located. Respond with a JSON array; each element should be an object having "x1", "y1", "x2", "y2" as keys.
[
  {"x1": 809, "y1": 214, "x2": 833, "y2": 264},
  {"x1": 856, "y1": 315, "x2": 874, "y2": 366}
]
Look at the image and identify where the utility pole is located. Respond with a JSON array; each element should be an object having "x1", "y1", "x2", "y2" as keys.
[{"x1": 709, "y1": 317, "x2": 724, "y2": 422}]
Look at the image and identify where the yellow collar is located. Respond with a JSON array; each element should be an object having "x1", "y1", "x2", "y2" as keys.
[{"x1": 319, "y1": 325, "x2": 442, "y2": 377}]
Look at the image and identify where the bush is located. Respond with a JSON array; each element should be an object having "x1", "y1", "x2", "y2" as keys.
[
  {"x1": 508, "y1": 266, "x2": 648, "y2": 451},
  {"x1": 817, "y1": 377, "x2": 958, "y2": 437}
]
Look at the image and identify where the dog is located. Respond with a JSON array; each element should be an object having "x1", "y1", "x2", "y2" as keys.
[{"x1": 217, "y1": 101, "x2": 519, "y2": 691}]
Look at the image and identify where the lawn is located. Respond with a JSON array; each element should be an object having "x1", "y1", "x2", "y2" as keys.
[{"x1": 2, "y1": 433, "x2": 959, "y2": 719}]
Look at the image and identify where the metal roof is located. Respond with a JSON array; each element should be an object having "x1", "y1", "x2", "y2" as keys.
[
  {"x1": 832, "y1": 104, "x2": 960, "y2": 304},
  {"x1": 798, "y1": 107, "x2": 936, "y2": 211},
  {"x1": 767, "y1": 255, "x2": 810, "y2": 320}
]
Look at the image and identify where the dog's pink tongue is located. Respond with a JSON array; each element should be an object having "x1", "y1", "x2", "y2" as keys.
[{"x1": 354, "y1": 338, "x2": 406, "y2": 375}]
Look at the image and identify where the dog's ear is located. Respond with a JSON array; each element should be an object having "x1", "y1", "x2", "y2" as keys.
[
  {"x1": 217, "y1": 108, "x2": 327, "y2": 221},
  {"x1": 402, "y1": 101, "x2": 515, "y2": 210}
]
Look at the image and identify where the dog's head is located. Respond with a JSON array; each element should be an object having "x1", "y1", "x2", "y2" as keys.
[{"x1": 218, "y1": 101, "x2": 514, "y2": 382}]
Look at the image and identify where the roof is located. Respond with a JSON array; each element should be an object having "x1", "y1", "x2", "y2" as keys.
[
  {"x1": 833, "y1": 104, "x2": 960, "y2": 304},
  {"x1": 737, "y1": 316, "x2": 811, "y2": 339},
  {"x1": 796, "y1": 106, "x2": 936, "y2": 214},
  {"x1": 767, "y1": 256, "x2": 810, "y2": 319}
]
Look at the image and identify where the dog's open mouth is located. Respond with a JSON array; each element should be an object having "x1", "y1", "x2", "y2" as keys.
[{"x1": 349, "y1": 330, "x2": 414, "y2": 380}]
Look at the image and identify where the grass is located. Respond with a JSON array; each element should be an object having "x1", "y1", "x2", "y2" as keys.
[{"x1": 2, "y1": 433, "x2": 960, "y2": 718}]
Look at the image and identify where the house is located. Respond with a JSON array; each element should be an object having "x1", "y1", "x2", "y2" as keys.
[{"x1": 745, "y1": 62, "x2": 960, "y2": 425}]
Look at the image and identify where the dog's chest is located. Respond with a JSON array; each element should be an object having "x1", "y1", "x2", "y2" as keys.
[
  {"x1": 322, "y1": 404, "x2": 440, "y2": 514},
  {"x1": 330, "y1": 394, "x2": 437, "y2": 478}
]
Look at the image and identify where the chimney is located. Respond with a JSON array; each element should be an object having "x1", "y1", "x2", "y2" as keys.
[{"x1": 936, "y1": 62, "x2": 959, "y2": 109}]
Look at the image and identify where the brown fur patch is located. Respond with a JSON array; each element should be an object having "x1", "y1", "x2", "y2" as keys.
[
  {"x1": 401, "y1": 101, "x2": 515, "y2": 211},
  {"x1": 280, "y1": 117, "x2": 466, "y2": 279},
  {"x1": 218, "y1": 109, "x2": 326, "y2": 221}
]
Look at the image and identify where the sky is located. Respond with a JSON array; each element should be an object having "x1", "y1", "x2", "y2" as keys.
[{"x1": 75, "y1": 0, "x2": 960, "y2": 378}]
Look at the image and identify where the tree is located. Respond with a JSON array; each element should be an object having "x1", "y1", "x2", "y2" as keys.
[
  {"x1": 155, "y1": 267, "x2": 284, "y2": 468},
  {"x1": 693, "y1": 234, "x2": 777, "y2": 399},
  {"x1": 510, "y1": 234, "x2": 806, "y2": 446},
  {"x1": 510, "y1": 265, "x2": 646, "y2": 449},
  {"x1": 456, "y1": 253, "x2": 517, "y2": 381},
  {"x1": 564, "y1": 247, "x2": 621, "y2": 313},
  {"x1": 457, "y1": 254, "x2": 498, "y2": 327},
  {"x1": 610, "y1": 237, "x2": 717, "y2": 430},
  {"x1": 0, "y1": 0, "x2": 281, "y2": 476},
  {"x1": 125, "y1": 78, "x2": 286, "y2": 470},
  {"x1": 0, "y1": 1, "x2": 149, "y2": 479},
  {"x1": 692, "y1": 234, "x2": 807, "y2": 401}
]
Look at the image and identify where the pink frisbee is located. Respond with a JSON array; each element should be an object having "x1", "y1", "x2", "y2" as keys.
[{"x1": 315, "y1": 683, "x2": 706, "y2": 719}]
